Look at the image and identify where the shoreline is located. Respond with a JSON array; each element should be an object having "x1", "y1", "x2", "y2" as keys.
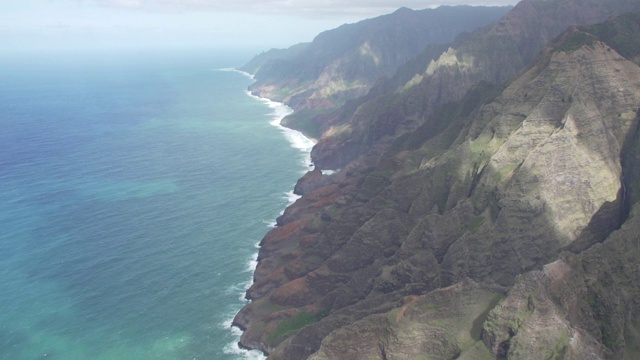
[
  {"x1": 222, "y1": 67, "x2": 318, "y2": 358},
  {"x1": 221, "y1": 67, "x2": 316, "y2": 166}
]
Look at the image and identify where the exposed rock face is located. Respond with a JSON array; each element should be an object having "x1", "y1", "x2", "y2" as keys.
[
  {"x1": 293, "y1": 169, "x2": 345, "y2": 196},
  {"x1": 241, "y1": 6, "x2": 511, "y2": 138},
  {"x1": 309, "y1": 279, "x2": 503, "y2": 360},
  {"x1": 310, "y1": 0, "x2": 640, "y2": 170},
  {"x1": 233, "y1": 6, "x2": 640, "y2": 360},
  {"x1": 482, "y1": 204, "x2": 640, "y2": 359}
]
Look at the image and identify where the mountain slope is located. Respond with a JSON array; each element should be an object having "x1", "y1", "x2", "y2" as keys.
[
  {"x1": 310, "y1": 0, "x2": 640, "y2": 170},
  {"x1": 240, "y1": 6, "x2": 511, "y2": 137},
  {"x1": 234, "y1": 10, "x2": 640, "y2": 359}
]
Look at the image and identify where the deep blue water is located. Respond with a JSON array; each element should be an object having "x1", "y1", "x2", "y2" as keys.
[{"x1": 0, "y1": 49, "x2": 310, "y2": 359}]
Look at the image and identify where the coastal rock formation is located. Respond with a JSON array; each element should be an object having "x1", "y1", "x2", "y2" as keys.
[
  {"x1": 234, "y1": 3, "x2": 640, "y2": 359},
  {"x1": 293, "y1": 169, "x2": 345, "y2": 196}
]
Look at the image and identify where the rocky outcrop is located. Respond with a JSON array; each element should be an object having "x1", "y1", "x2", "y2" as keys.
[
  {"x1": 309, "y1": 279, "x2": 503, "y2": 360},
  {"x1": 234, "y1": 6, "x2": 640, "y2": 360},
  {"x1": 293, "y1": 169, "x2": 345, "y2": 196}
]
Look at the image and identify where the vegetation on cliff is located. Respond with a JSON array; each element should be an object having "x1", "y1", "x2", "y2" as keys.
[
  {"x1": 310, "y1": 0, "x2": 640, "y2": 170},
  {"x1": 234, "y1": 2, "x2": 640, "y2": 359},
  {"x1": 241, "y1": 5, "x2": 511, "y2": 138}
]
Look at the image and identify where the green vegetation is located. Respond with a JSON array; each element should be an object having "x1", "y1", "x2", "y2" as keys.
[
  {"x1": 469, "y1": 216, "x2": 486, "y2": 234},
  {"x1": 436, "y1": 171, "x2": 452, "y2": 214},
  {"x1": 457, "y1": 341, "x2": 496, "y2": 360},
  {"x1": 545, "y1": 332, "x2": 570, "y2": 360},
  {"x1": 281, "y1": 108, "x2": 327, "y2": 139},
  {"x1": 255, "y1": 298, "x2": 287, "y2": 314},
  {"x1": 555, "y1": 13, "x2": 640, "y2": 57},
  {"x1": 324, "y1": 205, "x2": 343, "y2": 220},
  {"x1": 267, "y1": 309, "x2": 330, "y2": 343},
  {"x1": 239, "y1": 7, "x2": 640, "y2": 359},
  {"x1": 498, "y1": 163, "x2": 520, "y2": 180},
  {"x1": 587, "y1": 12, "x2": 640, "y2": 58},
  {"x1": 555, "y1": 31, "x2": 596, "y2": 53},
  {"x1": 391, "y1": 81, "x2": 500, "y2": 157},
  {"x1": 470, "y1": 294, "x2": 504, "y2": 341},
  {"x1": 603, "y1": 331, "x2": 622, "y2": 350}
]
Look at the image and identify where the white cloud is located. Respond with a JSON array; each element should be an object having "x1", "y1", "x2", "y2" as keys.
[{"x1": 98, "y1": 0, "x2": 144, "y2": 8}]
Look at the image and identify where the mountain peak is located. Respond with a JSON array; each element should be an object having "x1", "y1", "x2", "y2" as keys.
[{"x1": 392, "y1": 6, "x2": 414, "y2": 14}]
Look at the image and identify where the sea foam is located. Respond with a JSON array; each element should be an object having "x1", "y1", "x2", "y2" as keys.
[
  {"x1": 255, "y1": 94, "x2": 314, "y2": 171},
  {"x1": 217, "y1": 67, "x2": 254, "y2": 80},
  {"x1": 221, "y1": 67, "x2": 316, "y2": 163}
]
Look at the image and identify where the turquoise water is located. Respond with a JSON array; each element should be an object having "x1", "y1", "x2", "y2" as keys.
[{"x1": 0, "y1": 50, "x2": 310, "y2": 359}]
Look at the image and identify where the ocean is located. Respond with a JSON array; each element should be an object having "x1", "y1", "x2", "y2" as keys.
[{"x1": 0, "y1": 49, "x2": 313, "y2": 359}]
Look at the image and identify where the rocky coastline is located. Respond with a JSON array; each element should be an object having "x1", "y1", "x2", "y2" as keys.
[{"x1": 233, "y1": 2, "x2": 640, "y2": 359}]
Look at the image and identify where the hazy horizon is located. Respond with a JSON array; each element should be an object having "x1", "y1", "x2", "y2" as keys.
[{"x1": 2, "y1": 0, "x2": 519, "y2": 54}]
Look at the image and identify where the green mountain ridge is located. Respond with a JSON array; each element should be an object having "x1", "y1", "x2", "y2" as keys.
[
  {"x1": 241, "y1": 5, "x2": 512, "y2": 138},
  {"x1": 234, "y1": 3, "x2": 640, "y2": 359},
  {"x1": 309, "y1": 0, "x2": 640, "y2": 171}
]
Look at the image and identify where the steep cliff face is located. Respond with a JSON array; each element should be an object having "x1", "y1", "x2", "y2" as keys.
[
  {"x1": 481, "y1": 203, "x2": 640, "y2": 360},
  {"x1": 310, "y1": 0, "x2": 640, "y2": 170},
  {"x1": 234, "y1": 10, "x2": 640, "y2": 359},
  {"x1": 241, "y1": 6, "x2": 511, "y2": 138},
  {"x1": 302, "y1": 33, "x2": 640, "y2": 359}
]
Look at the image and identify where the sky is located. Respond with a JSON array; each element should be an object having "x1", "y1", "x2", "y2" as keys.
[{"x1": 1, "y1": 0, "x2": 520, "y2": 53}]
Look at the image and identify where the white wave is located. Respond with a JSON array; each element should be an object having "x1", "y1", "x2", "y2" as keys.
[
  {"x1": 244, "y1": 91, "x2": 316, "y2": 156},
  {"x1": 223, "y1": 75, "x2": 318, "y2": 360},
  {"x1": 221, "y1": 239, "x2": 265, "y2": 358},
  {"x1": 285, "y1": 190, "x2": 301, "y2": 206},
  {"x1": 270, "y1": 111, "x2": 315, "y2": 155},
  {"x1": 221, "y1": 275, "x2": 265, "y2": 359},
  {"x1": 216, "y1": 67, "x2": 255, "y2": 80},
  {"x1": 221, "y1": 318, "x2": 266, "y2": 360},
  {"x1": 238, "y1": 283, "x2": 252, "y2": 302},
  {"x1": 273, "y1": 188, "x2": 302, "y2": 220},
  {"x1": 271, "y1": 113, "x2": 315, "y2": 175},
  {"x1": 246, "y1": 254, "x2": 259, "y2": 273},
  {"x1": 223, "y1": 340, "x2": 266, "y2": 360},
  {"x1": 262, "y1": 219, "x2": 277, "y2": 228},
  {"x1": 245, "y1": 90, "x2": 273, "y2": 107},
  {"x1": 223, "y1": 281, "x2": 249, "y2": 297},
  {"x1": 221, "y1": 318, "x2": 234, "y2": 330}
]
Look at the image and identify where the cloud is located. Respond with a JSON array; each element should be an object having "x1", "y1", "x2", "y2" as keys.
[
  {"x1": 98, "y1": 0, "x2": 144, "y2": 8},
  {"x1": 89, "y1": 0, "x2": 519, "y2": 17}
]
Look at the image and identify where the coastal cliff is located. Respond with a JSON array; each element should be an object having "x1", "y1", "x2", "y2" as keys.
[
  {"x1": 241, "y1": 5, "x2": 511, "y2": 138},
  {"x1": 310, "y1": 0, "x2": 640, "y2": 170},
  {"x1": 234, "y1": 2, "x2": 640, "y2": 359}
]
